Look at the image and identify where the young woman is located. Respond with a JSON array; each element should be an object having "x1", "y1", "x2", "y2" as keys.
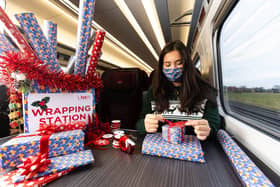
[{"x1": 136, "y1": 40, "x2": 221, "y2": 140}]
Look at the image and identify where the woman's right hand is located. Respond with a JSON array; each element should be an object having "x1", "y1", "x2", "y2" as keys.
[{"x1": 144, "y1": 114, "x2": 164, "y2": 133}]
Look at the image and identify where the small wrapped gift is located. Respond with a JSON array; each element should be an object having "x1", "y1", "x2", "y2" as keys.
[
  {"x1": 0, "y1": 130, "x2": 84, "y2": 169},
  {"x1": 142, "y1": 133, "x2": 205, "y2": 163},
  {"x1": 162, "y1": 124, "x2": 184, "y2": 144}
]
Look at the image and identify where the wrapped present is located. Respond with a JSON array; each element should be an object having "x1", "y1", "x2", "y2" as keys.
[
  {"x1": 217, "y1": 130, "x2": 275, "y2": 187},
  {"x1": 0, "y1": 129, "x2": 84, "y2": 169},
  {"x1": 162, "y1": 124, "x2": 184, "y2": 144},
  {"x1": 142, "y1": 133, "x2": 205, "y2": 163},
  {"x1": 0, "y1": 168, "x2": 73, "y2": 187},
  {"x1": 12, "y1": 150, "x2": 94, "y2": 183}
]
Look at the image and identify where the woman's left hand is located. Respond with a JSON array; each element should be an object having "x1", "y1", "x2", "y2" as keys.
[{"x1": 186, "y1": 119, "x2": 211, "y2": 141}]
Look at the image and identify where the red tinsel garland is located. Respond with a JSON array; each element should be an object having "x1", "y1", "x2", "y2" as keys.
[{"x1": 0, "y1": 52, "x2": 103, "y2": 92}]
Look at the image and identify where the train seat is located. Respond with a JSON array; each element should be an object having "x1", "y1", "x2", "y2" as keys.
[{"x1": 97, "y1": 68, "x2": 149, "y2": 130}]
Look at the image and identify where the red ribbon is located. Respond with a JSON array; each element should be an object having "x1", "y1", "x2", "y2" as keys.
[
  {"x1": 14, "y1": 122, "x2": 86, "y2": 157},
  {"x1": 119, "y1": 135, "x2": 135, "y2": 154},
  {"x1": 163, "y1": 119, "x2": 187, "y2": 143},
  {"x1": 16, "y1": 153, "x2": 51, "y2": 180}
]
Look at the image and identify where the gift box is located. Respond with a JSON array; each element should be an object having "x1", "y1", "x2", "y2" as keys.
[
  {"x1": 162, "y1": 124, "x2": 184, "y2": 144},
  {"x1": 0, "y1": 130, "x2": 84, "y2": 169},
  {"x1": 142, "y1": 133, "x2": 205, "y2": 163},
  {"x1": 0, "y1": 168, "x2": 73, "y2": 187},
  {"x1": 13, "y1": 150, "x2": 94, "y2": 183}
]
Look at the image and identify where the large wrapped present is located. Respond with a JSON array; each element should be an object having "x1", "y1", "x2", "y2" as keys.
[
  {"x1": 0, "y1": 130, "x2": 84, "y2": 169},
  {"x1": 162, "y1": 124, "x2": 184, "y2": 144},
  {"x1": 142, "y1": 133, "x2": 205, "y2": 163},
  {"x1": 12, "y1": 150, "x2": 94, "y2": 183}
]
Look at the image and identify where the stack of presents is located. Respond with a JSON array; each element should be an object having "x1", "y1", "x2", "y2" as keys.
[
  {"x1": 0, "y1": 0, "x2": 103, "y2": 185},
  {"x1": 142, "y1": 122, "x2": 205, "y2": 163}
]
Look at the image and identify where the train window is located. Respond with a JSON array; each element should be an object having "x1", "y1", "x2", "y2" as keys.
[{"x1": 218, "y1": 0, "x2": 280, "y2": 138}]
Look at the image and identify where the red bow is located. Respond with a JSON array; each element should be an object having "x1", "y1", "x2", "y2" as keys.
[
  {"x1": 16, "y1": 153, "x2": 51, "y2": 180},
  {"x1": 163, "y1": 118, "x2": 187, "y2": 143}
]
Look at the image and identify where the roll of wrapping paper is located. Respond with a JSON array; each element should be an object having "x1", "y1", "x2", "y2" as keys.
[
  {"x1": 0, "y1": 7, "x2": 35, "y2": 56},
  {"x1": 15, "y1": 13, "x2": 61, "y2": 73},
  {"x1": 44, "y1": 20, "x2": 57, "y2": 58},
  {"x1": 74, "y1": 0, "x2": 96, "y2": 76},
  {"x1": 217, "y1": 130, "x2": 274, "y2": 187},
  {"x1": 0, "y1": 34, "x2": 18, "y2": 54},
  {"x1": 86, "y1": 30, "x2": 105, "y2": 77}
]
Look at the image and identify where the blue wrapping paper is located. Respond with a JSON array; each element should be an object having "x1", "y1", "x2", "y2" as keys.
[
  {"x1": 15, "y1": 13, "x2": 61, "y2": 73},
  {"x1": 217, "y1": 130, "x2": 275, "y2": 187},
  {"x1": 162, "y1": 125, "x2": 184, "y2": 144},
  {"x1": 14, "y1": 150, "x2": 94, "y2": 183},
  {"x1": 0, "y1": 130, "x2": 84, "y2": 169},
  {"x1": 74, "y1": 0, "x2": 96, "y2": 76},
  {"x1": 44, "y1": 20, "x2": 57, "y2": 58},
  {"x1": 0, "y1": 34, "x2": 18, "y2": 54},
  {"x1": 142, "y1": 133, "x2": 205, "y2": 163}
]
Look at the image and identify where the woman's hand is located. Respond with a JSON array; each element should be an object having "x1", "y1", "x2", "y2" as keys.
[
  {"x1": 144, "y1": 114, "x2": 164, "y2": 133},
  {"x1": 186, "y1": 119, "x2": 211, "y2": 140}
]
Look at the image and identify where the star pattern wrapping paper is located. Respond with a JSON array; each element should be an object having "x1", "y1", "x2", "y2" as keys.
[
  {"x1": 217, "y1": 130, "x2": 274, "y2": 187},
  {"x1": 15, "y1": 13, "x2": 61, "y2": 73},
  {"x1": 162, "y1": 125, "x2": 184, "y2": 144},
  {"x1": 44, "y1": 20, "x2": 57, "y2": 58},
  {"x1": 14, "y1": 150, "x2": 94, "y2": 183},
  {"x1": 0, "y1": 168, "x2": 73, "y2": 187},
  {"x1": 0, "y1": 34, "x2": 18, "y2": 54},
  {"x1": 74, "y1": 0, "x2": 96, "y2": 76},
  {"x1": 0, "y1": 130, "x2": 84, "y2": 169},
  {"x1": 0, "y1": 7, "x2": 35, "y2": 55},
  {"x1": 142, "y1": 133, "x2": 205, "y2": 163},
  {"x1": 86, "y1": 30, "x2": 105, "y2": 77}
]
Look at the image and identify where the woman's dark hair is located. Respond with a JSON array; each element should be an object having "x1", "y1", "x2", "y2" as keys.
[{"x1": 153, "y1": 40, "x2": 217, "y2": 113}]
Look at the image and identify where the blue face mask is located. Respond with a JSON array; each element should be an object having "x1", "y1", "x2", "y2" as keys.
[{"x1": 163, "y1": 67, "x2": 183, "y2": 82}]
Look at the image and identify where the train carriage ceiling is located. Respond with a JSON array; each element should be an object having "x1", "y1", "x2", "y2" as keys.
[
  {"x1": 62, "y1": 0, "x2": 194, "y2": 69},
  {"x1": 5, "y1": 0, "x2": 194, "y2": 70}
]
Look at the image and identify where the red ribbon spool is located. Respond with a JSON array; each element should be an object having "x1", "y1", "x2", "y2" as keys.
[{"x1": 119, "y1": 135, "x2": 135, "y2": 154}]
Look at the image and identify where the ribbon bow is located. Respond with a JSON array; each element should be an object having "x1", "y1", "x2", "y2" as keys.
[
  {"x1": 37, "y1": 124, "x2": 56, "y2": 135},
  {"x1": 163, "y1": 118, "x2": 187, "y2": 143},
  {"x1": 13, "y1": 153, "x2": 51, "y2": 182},
  {"x1": 163, "y1": 118, "x2": 187, "y2": 127}
]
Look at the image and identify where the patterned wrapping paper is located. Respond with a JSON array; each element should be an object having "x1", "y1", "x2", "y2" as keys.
[
  {"x1": 14, "y1": 150, "x2": 94, "y2": 183},
  {"x1": 217, "y1": 130, "x2": 275, "y2": 187},
  {"x1": 15, "y1": 13, "x2": 61, "y2": 73},
  {"x1": 0, "y1": 168, "x2": 74, "y2": 187},
  {"x1": 162, "y1": 125, "x2": 184, "y2": 144},
  {"x1": 44, "y1": 20, "x2": 57, "y2": 58},
  {"x1": 86, "y1": 30, "x2": 105, "y2": 77},
  {"x1": 142, "y1": 133, "x2": 205, "y2": 163},
  {"x1": 0, "y1": 34, "x2": 18, "y2": 54},
  {"x1": 0, "y1": 7, "x2": 35, "y2": 55},
  {"x1": 0, "y1": 130, "x2": 84, "y2": 169},
  {"x1": 74, "y1": 0, "x2": 96, "y2": 76}
]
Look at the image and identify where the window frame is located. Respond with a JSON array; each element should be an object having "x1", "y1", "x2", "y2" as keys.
[{"x1": 214, "y1": 0, "x2": 280, "y2": 140}]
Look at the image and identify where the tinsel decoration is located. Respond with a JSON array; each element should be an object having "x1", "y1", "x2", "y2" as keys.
[{"x1": 0, "y1": 52, "x2": 103, "y2": 92}]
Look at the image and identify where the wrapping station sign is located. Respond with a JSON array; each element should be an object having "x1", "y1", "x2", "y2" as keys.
[{"x1": 24, "y1": 92, "x2": 93, "y2": 132}]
